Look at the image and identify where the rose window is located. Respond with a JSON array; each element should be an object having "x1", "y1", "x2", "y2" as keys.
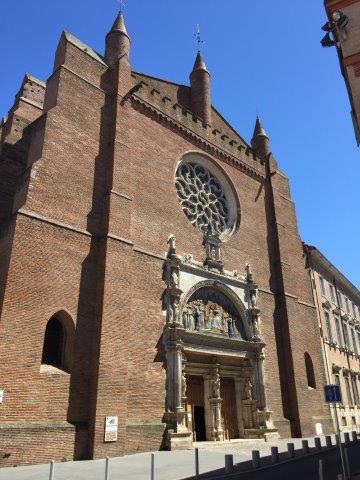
[{"x1": 175, "y1": 162, "x2": 230, "y2": 236}]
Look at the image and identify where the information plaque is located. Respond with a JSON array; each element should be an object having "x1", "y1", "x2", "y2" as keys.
[{"x1": 104, "y1": 416, "x2": 118, "y2": 442}]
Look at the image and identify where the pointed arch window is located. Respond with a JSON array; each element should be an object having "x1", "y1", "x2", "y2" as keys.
[
  {"x1": 304, "y1": 352, "x2": 316, "y2": 389},
  {"x1": 42, "y1": 317, "x2": 64, "y2": 367}
]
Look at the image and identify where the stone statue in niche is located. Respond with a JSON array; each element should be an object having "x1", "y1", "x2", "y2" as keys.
[
  {"x1": 181, "y1": 287, "x2": 244, "y2": 339},
  {"x1": 250, "y1": 289, "x2": 258, "y2": 309},
  {"x1": 181, "y1": 366, "x2": 187, "y2": 399},
  {"x1": 252, "y1": 315, "x2": 261, "y2": 341},
  {"x1": 245, "y1": 379, "x2": 253, "y2": 400},
  {"x1": 167, "y1": 296, "x2": 174, "y2": 324},
  {"x1": 212, "y1": 371, "x2": 221, "y2": 398},
  {"x1": 171, "y1": 296, "x2": 180, "y2": 325}
]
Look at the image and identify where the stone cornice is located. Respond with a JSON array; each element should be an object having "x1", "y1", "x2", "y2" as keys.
[
  {"x1": 325, "y1": 0, "x2": 359, "y2": 12},
  {"x1": 130, "y1": 88, "x2": 265, "y2": 182}
]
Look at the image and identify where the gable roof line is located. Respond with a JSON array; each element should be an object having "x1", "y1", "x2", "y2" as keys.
[
  {"x1": 132, "y1": 71, "x2": 251, "y2": 150},
  {"x1": 63, "y1": 31, "x2": 107, "y2": 66},
  {"x1": 132, "y1": 71, "x2": 186, "y2": 88},
  {"x1": 131, "y1": 91, "x2": 265, "y2": 181},
  {"x1": 212, "y1": 106, "x2": 251, "y2": 150}
]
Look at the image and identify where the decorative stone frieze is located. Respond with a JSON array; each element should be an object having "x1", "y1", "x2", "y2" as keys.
[{"x1": 162, "y1": 236, "x2": 277, "y2": 447}]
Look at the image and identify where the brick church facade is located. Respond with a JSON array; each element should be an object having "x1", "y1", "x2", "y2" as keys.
[{"x1": 0, "y1": 13, "x2": 333, "y2": 466}]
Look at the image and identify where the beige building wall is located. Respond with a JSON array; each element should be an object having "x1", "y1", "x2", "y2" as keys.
[
  {"x1": 325, "y1": 0, "x2": 360, "y2": 144},
  {"x1": 306, "y1": 245, "x2": 360, "y2": 432}
]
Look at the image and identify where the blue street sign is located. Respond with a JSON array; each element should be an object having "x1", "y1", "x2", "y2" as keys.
[{"x1": 324, "y1": 384, "x2": 342, "y2": 404}]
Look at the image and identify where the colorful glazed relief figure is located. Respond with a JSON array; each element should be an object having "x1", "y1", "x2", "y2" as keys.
[
  {"x1": 194, "y1": 300, "x2": 205, "y2": 331},
  {"x1": 182, "y1": 290, "x2": 244, "y2": 339},
  {"x1": 182, "y1": 306, "x2": 195, "y2": 331}
]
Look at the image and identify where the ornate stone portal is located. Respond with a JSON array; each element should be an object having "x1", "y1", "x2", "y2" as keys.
[{"x1": 162, "y1": 236, "x2": 277, "y2": 450}]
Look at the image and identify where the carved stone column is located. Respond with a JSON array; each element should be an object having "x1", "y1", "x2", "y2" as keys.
[
  {"x1": 252, "y1": 351, "x2": 266, "y2": 410},
  {"x1": 208, "y1": 366, "x2": 224, "y2": 441},
  {"x1": 163, "y1": 237, "x2": 192, "y2": 449},
  {"x1": 164, "y1": 331, "x2": 192, "y2": 449},
  {"x1": 252, "y1": 351, "x2": 276, "y2": 431},
  {"x1": 164, "y1": 334, "x2": 183, "y2": 412}
]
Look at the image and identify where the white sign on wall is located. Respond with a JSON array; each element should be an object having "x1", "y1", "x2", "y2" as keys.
[
  {"x1": 104, "y1": 416, "x2": 118, "y2": 442},
  {"x1": 0, "y1": 390, "x2": 4, "y2": 404},
  {"x1": 315, "y1": 422, "x2": 323, "y2": 436}
]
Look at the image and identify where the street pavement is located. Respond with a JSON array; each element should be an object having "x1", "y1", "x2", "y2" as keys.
[{"x1": 0, "y1": 434, "x2": 345, "y2": 480}]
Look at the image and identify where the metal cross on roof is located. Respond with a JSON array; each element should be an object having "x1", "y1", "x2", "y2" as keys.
[
  {"x1": 194, "y1": 24, "x2": 204, "y2": 49},
  {"x1": 117, "y1": 0, "x2": 125, "y2": 12}
]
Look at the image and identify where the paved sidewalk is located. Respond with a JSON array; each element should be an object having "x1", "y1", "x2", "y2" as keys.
[{"x1": 0, "y1": 435, "x2": 342, "y2": 480}]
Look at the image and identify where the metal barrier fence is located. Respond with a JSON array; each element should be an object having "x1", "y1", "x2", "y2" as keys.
[{"x1": 44, "y1": 431, "x2": 359, "y2": 479}]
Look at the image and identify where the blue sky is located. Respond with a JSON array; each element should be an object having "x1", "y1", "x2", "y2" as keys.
[{"x1": 1, "y1": 1, "x2": 359, "y2": 288}]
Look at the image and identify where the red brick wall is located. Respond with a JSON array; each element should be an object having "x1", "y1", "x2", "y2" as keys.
[
  {"x1": 0, "y1": 423, "x2": 88, "y2": 467},
  {"x1": 0, "y1": 25, "x2": 332, "y2": 467}
]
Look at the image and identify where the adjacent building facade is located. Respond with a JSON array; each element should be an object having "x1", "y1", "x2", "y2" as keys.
[
  {"x1": 305, "y1": 244, "x2": 360, "y2": 432},
  {"x1": 324, "y1": 0, "x2": 360, "y2": 144},
  {"x1": 0, "y1": 13, "x2": 333, "y2": 466}
]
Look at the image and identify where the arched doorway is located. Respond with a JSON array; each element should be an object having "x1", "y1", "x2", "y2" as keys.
[{"x1": 179, "y1": 283, "x2": 254, "y2": 442}]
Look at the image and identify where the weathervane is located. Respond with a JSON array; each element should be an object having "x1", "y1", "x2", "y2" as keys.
[
  {"x1": 193, "y1": 24, "x2": 204, "y2": 50},
  {"x1": 117, "y1": 0, "x2": 125, "y2": 12}
]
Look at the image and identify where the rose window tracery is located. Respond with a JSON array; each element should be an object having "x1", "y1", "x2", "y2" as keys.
[{"x1": 175, "y1": 162, "x2": 229, "y2": 236}]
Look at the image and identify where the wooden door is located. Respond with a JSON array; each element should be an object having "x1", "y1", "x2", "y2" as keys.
[
  {"x1": 221, "y1": 377, "x2": 239, "y2": 440},
  {"x1": 186, "y1": 376, "x2": 205, "y2": 441}
]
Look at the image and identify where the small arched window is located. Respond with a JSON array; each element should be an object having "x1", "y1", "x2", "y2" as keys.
[
  {"x1": 304, "y1": 352, "x2": 316, "y2": 389},
  {"x1": 41, "y1": 312, "x2": 74, "y2": 372},
  {"x1": 42, "y1": 317, "x2": 64, "y2": 367}
]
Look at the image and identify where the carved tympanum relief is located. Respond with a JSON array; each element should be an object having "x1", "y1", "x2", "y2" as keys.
[
  {"x1": 181, "y1": 287, "x2": 245, "y2": 339},
  {"x1": 175, "y1": 155, "x2": 238, "y2": 240}
]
